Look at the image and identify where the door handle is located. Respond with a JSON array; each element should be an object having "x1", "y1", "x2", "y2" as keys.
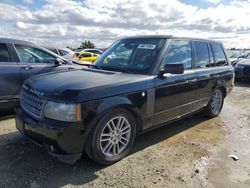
[
  {"x1": 188, "y1": 78, "x2": 197, "y2": 83},
  {"x1": 21, "y1": 66, "x2": 33, "y2": 70}
]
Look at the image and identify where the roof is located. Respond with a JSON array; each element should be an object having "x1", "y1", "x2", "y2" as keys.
[
  {"x1": 0, "y1": 38, "x2": 34, "y2": 45},
  {"x1": 120, "y1": 35, "x2": 221, "y2": 43}
]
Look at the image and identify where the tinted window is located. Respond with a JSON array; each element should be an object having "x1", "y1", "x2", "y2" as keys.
[
  {"x1": 162, "y1": 40, "x2": 192, "y2": 69},
  {"x1": 211, "y1": 43, "x2": 228, "y2": 66},
  {"x1": 194, "y1": 41, "x2": 210, "y2": 68},
  {"x1": 0, "y1": 43, "x2": 11, "y2": 62},
  {"x1": 15, "y1": 45, "x2": 56, "y2": 64}
]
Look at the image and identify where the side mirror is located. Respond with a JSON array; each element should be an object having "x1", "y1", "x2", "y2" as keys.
[
  {"x1": 159, "y1": 63, "x2": 184, "y2": 77},
  {"x1": 55, "y1": 58, "x2": 65, "y2": 66}
]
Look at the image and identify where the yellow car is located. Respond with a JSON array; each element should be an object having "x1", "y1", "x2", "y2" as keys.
[{"x1": 77, "y1": 52, "x2": 99, "y2": 63}]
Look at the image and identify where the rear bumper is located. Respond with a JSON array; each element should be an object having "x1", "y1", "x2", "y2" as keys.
[{"x1": 15, "y1": 107, "x2": 87, "y2": 163}]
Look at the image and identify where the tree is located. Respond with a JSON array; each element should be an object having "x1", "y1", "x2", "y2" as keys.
[{"x1": 79, "y1": 40, "x2": 95, "y2": 49}]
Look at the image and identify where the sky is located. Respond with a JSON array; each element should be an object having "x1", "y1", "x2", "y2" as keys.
[{"x1": 0, "y1": 0, "x2": 250, "y2": 48}]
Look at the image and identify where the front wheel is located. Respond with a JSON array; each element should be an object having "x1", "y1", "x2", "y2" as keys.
[
  {"x1": 204, "y1": 88, "x2": 224, "y2": 117},
  {"x1": 88, "y1": 109, "x2": 136, "y2": 165}
]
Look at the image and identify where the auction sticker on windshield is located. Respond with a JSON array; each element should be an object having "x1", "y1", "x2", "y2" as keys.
[{"x1": 138, "y1": 44, "x2": 156, "y2": 49}]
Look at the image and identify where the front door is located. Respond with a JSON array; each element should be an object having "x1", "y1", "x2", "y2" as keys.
[
  {"x1": 14, "y1": 45, "x2": 66, "y2": 81},
  {"x1": 153, "y1": 39, "x2": 199, "y2": 127}
]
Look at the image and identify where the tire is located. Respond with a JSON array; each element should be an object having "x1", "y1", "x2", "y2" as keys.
[
  {"x1": 204, "y1": 88, "x2": 224, "y2": 118},
  {"x1": 87, "y1": 109, "x2": 136, "y2": 165}
]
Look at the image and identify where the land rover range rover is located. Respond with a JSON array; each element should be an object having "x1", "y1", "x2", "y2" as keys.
[{"x1": 15, "y1": 36, "x2": 234, "y2": 165}]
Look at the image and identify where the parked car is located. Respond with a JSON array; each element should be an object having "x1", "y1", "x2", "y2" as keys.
[
  {"x1": 0, "y1": 38, "x2": 79, "y2": 113},
  {"x1": 46, "y1": 47, "x2": 76, "y2": 60},
  {"x1": 226, "y1": 50, "x2": 245, "y2": 66},
  {"x1": 15, "y1": 36, "x2": 234, "y2": 165},
  {"x1": 75, "y1": 48, "x2": 103, "y2": 55},
  {"x1": 76, "y1": 52, "x2": 99, "y2": 63},
  {"x1": 234, "y1": 53, "x2": 250, "y2": 80}
]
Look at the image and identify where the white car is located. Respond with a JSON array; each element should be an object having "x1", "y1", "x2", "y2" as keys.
[{"x1": 46, "y1": 47, "x2": 76, "y2": 60}]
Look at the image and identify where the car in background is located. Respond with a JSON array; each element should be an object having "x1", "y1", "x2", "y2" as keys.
[
  {"x1": 75, "y1": 48, "x2": 103, "y2": 55},
  {"x1": 76, "y1": 52, "x2": 99, "y2": 63},
  {"x1": 46, "y1": 47, "x2": 76, "y2": 60},
  {"x1": 226, "y1": 50, "x2": 245, "y2": 66},
  {"x1": 0, "y1": 38, "x2": 80, "y2": 113},
  {"x1": 83, "y1": 48, "x2": 103, "y2": 55},
  {"x1": 234, "y1": 53, "x2": 250, "y2": 81}
]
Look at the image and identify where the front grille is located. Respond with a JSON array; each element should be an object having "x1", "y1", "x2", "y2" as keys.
[
  {"x1": 20, "y1": 86, "x2": 46, "y2": 119},
  {"x1": 243, "y1": 66, "x2": 250, "y2": 77}
]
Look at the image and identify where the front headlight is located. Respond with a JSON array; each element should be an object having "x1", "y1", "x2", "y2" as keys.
[{"x1": 43, "y1": 101, "x2": 81, "y2": 122}]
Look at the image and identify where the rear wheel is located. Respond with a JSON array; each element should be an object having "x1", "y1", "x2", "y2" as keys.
[
  {"x1": 204, "y1": 88, "x2": 224, "y2": 117},
  {"x1": 87, "y1": 109, "x2": 136, "y2": 165}
]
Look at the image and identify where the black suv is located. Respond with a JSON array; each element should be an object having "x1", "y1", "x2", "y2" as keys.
[
  {"x1": 0, "y1": 38, "x2": 78, "y2": 113},
  {"x1": 15, "y1": 36, "x2": 234, "y2": 165}
]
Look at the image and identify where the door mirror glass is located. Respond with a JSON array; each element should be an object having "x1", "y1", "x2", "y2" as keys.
[{"x1": 164, "y1": 63, "x2": 184, "y2": 74}]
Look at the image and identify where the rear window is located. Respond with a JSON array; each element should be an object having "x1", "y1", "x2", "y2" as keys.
[
  {"x1": 0, "y1": 43, "x2": 11, "y2": 62},
  {"x1": 211, "y1": 43, "x2": 228, "y2": 66}
]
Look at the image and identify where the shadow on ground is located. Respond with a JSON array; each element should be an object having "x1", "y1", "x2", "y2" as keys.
[{"x1": 0, "y1": 113, "x2": 210, "y2": 187}]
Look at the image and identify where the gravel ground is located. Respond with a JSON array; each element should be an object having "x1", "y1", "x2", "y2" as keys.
[{"x1": 0, "y1": 82, "x2": 250, "y2": 188}]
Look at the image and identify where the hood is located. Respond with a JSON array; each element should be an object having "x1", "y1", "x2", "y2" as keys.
[
  {"x1": 237, "y1": 59, "x2": 250, "y2": 65},
  {"x1": 24, "y1": 68, "x2": 154, "y2": 103}
]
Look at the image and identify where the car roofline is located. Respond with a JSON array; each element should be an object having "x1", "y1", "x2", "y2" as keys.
[
  {"x1": 0, "y1": 38, "x2": 34, "y2": 45},
  {"x1": 118, "y1": 35, "x2": 222, "y2": 44}
]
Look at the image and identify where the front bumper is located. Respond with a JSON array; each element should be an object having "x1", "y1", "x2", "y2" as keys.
[{"x1": 15, "y1": 107, "x2": 87, "y2": 164}]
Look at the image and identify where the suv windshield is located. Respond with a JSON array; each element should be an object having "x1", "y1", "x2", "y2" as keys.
[{"x1": 94, "y1": 38, "x2": 166, "y2": 74}]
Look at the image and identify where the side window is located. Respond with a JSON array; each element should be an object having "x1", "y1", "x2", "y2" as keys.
[
  {"x1": 194, "y1": 41, "x2": 210, "y2": 68},
  {"x1": 0, "y1": 43, "x2": 11, "y2": 62},
  {"x1": 211, "y1": 43, "x2": 228, "y2": 66},
  {"x1": 15, "y1": 45, "x2": 56, "y2": 64},
  {"x1": 162, "y1": 40, "x2": 192, "y2": 69}
]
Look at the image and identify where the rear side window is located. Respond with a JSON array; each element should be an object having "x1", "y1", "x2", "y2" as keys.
[
  {"x1": 162, "y1": 40, "x2": 192, "y2": 69},
  {"x1": 194, "y1": 41, "x2": 210, "y2": 68},
  {"x1": 211, "y1": 43, "x2": 228, "y2": 66},
  {"x1": 0, "y1": 43, "x2": 11, "y2": 62}
]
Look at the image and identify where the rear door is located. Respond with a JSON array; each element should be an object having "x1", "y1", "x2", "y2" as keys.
[
  {"x1": 14, "y1": 44, "x2": 67, "y2": 81},
  {"x1": 192, "y1": 40, "x2": 215, "y2": 106},
  {"x1": 0, "y1": 43, "x2": 22, "y2": 110}
]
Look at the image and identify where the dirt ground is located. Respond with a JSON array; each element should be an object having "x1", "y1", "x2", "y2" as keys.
[{"x1": 0, "y1": 82, "x2": 250, "y2": 188}]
